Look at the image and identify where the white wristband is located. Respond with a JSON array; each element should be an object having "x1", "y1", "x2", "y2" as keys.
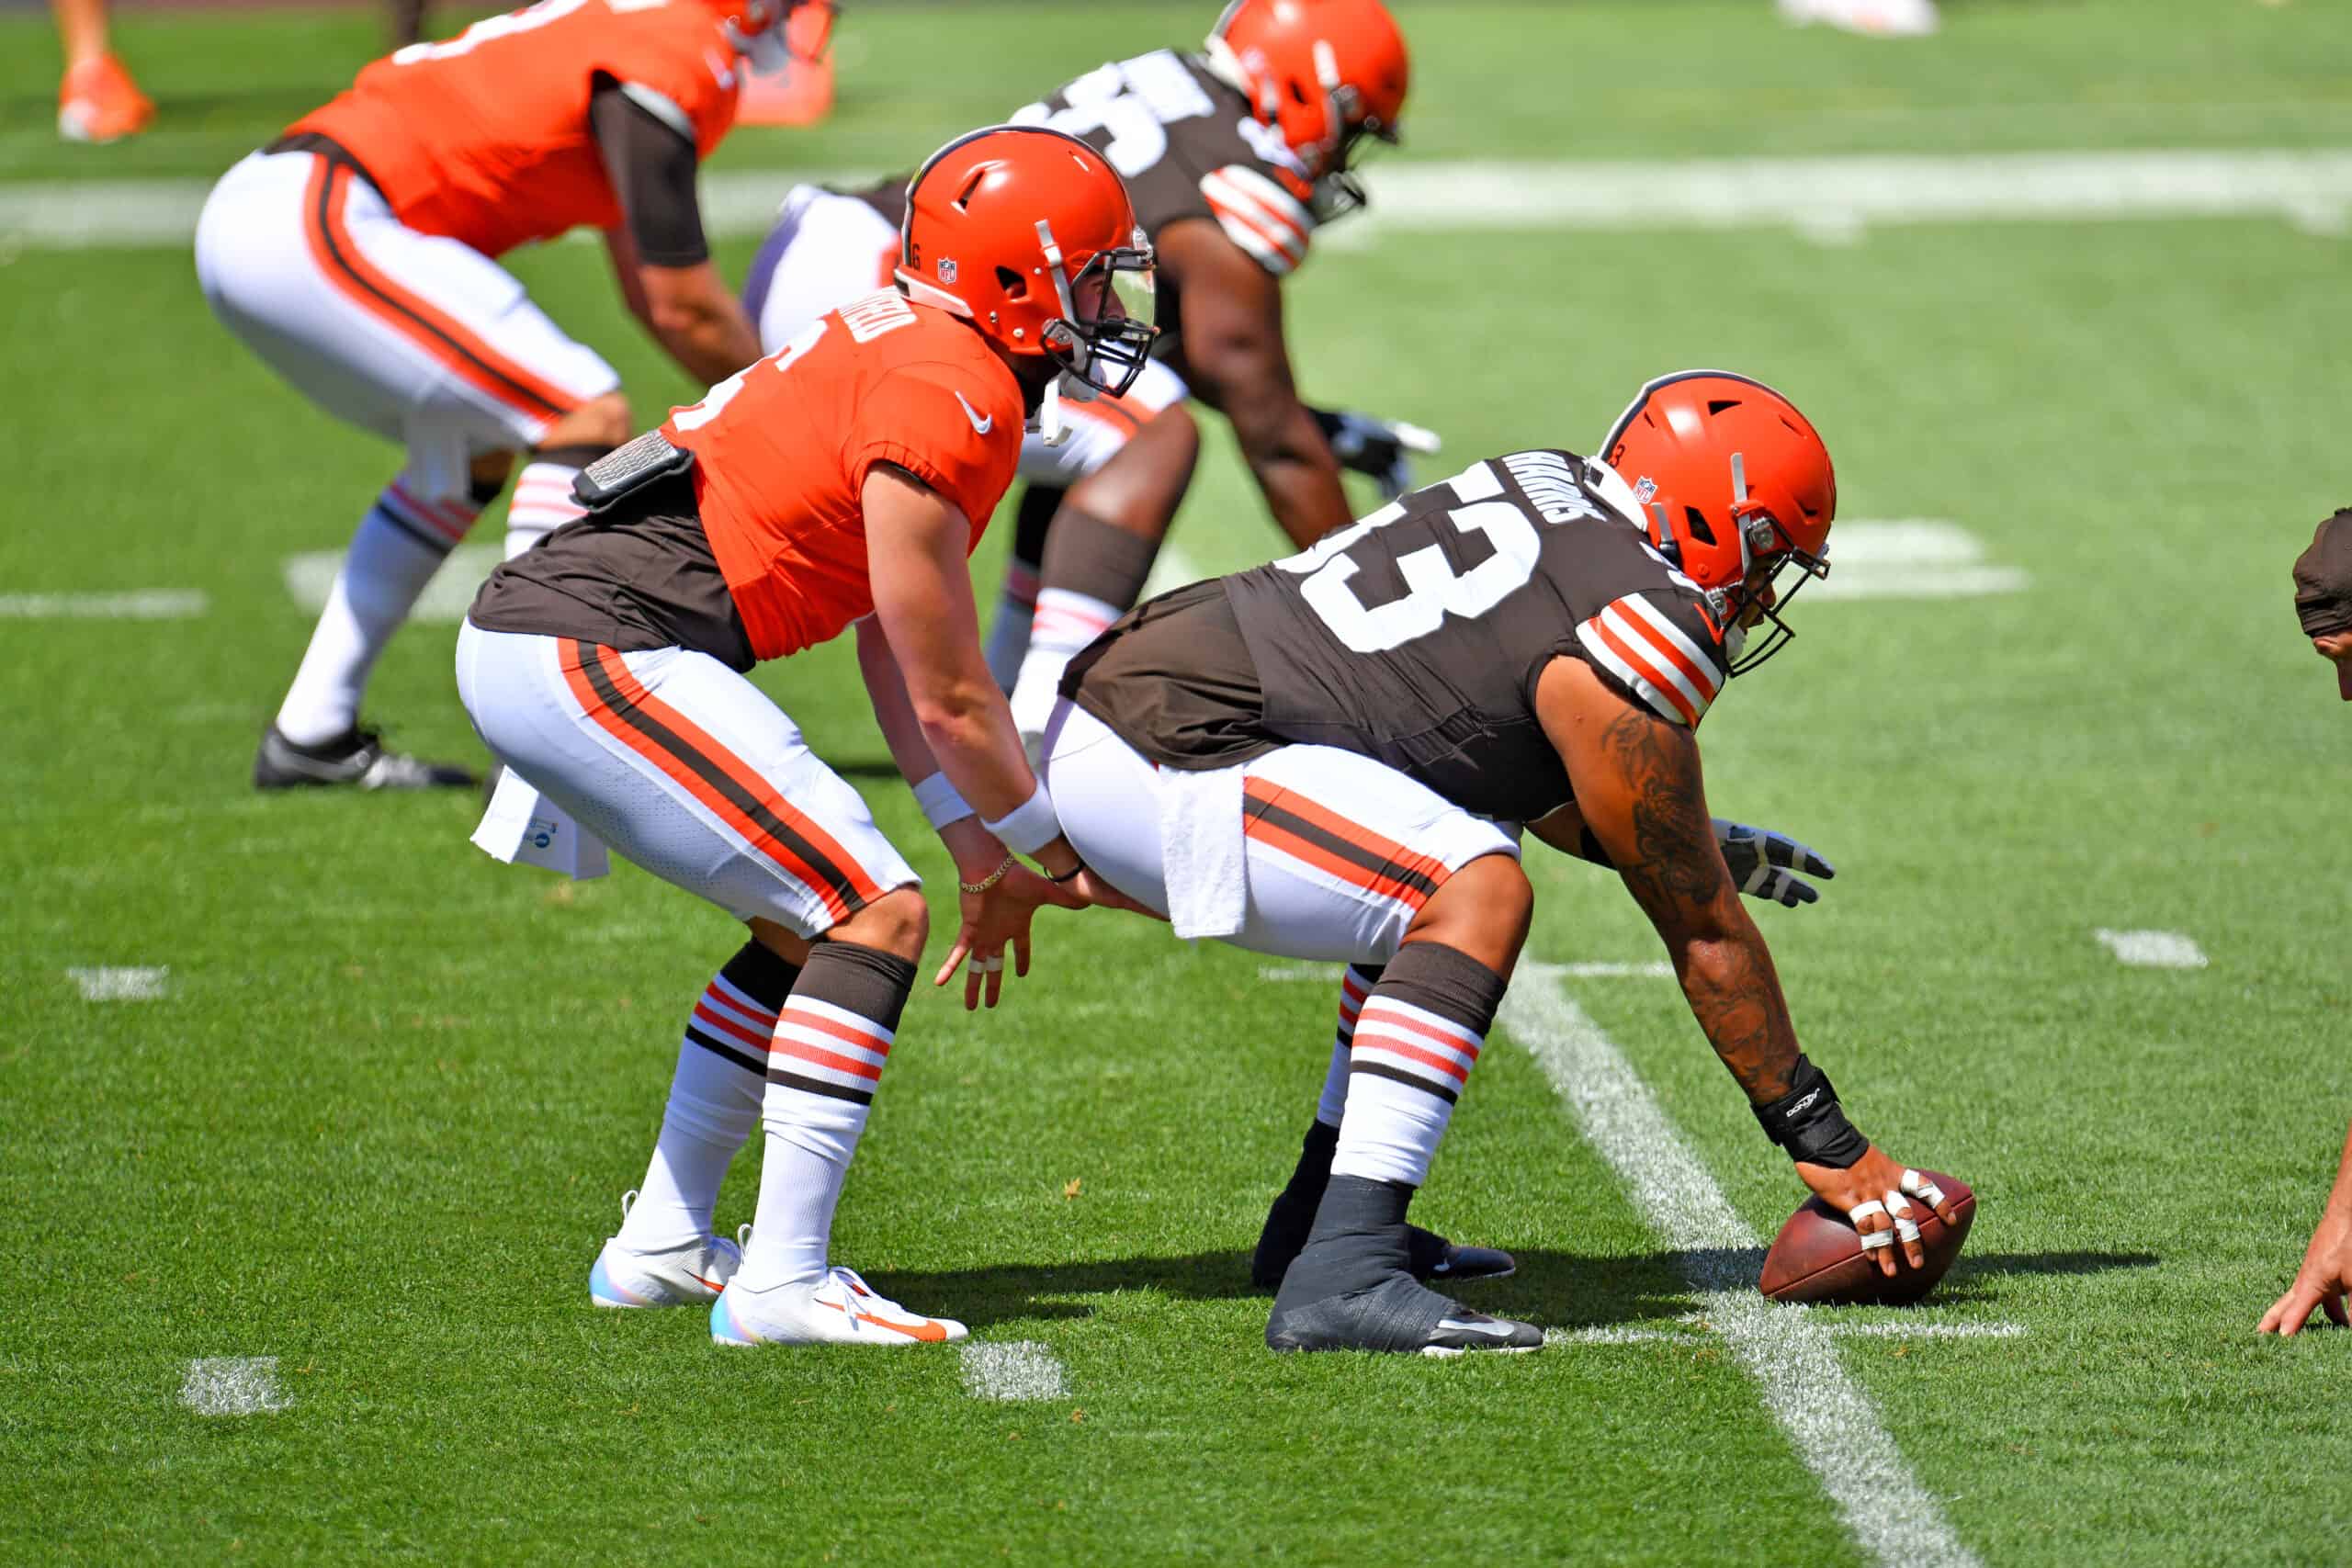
[
  {"x1": 911, "y1": 773, "x2": 975, "y2": 831},
  {"x1": 981, "y1": 782, "x2": 1061, "y2": 857}
]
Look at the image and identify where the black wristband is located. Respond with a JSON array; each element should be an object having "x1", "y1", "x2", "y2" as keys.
[
  {"x1": 1046, "y1": 860, "x2": 1086, "y2": 884},
  {"x1": 1751, "y1": 1055, "x2": 1868, "y2": 1168}
]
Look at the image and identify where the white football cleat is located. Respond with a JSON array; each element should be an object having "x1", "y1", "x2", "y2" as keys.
[
  {"x1": 587, "y1": 1196, "x2": 743, "y2": 1308},
  {"x1": 1777, "y1": 0, "x2": 1939, "y2": 36},
  {"x1": 710, "y1": 1266, "x2": 968, "y2": 1347}
]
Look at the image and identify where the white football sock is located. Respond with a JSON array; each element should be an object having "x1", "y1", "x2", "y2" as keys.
[
  {"x1": 734, "y1": 942, "x2": 915, "y2": 1293},
  {"x1": 616, "y1": 942, "x2": 797, "y2": 1254},
  {"x1": 505, "y1": 459, "x2": 589, "y2": 559},
  {"x1": 1330, "y1": 945, "x2": 1501, "y2": 1189},
  {"x1": 984, "y1": 558, "x2": 1040, "y2": 692},
  {"x1": 1316, "y1": 964, "x2": 1380, "y2": 1127},
  {"x1": 1025, "y1": 585, "x2": 1122, "y2": 661},
  {"x1": 274, "y1": 482, "x2": 480, "y2": 746}
]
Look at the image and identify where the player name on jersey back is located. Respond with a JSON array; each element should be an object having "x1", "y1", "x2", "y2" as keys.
[{"x1": 1221, "y1": 449, "x2": 1732, "y2": 821}]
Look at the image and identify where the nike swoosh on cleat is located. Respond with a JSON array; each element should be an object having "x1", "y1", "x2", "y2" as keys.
[
  {"x1": 955, "y1": 391, "x2": 993, "y2": 435},
  {"x1": 819, "y1": 1297, "x2": 948, "y2": 1340},
  {"x1": 1436, "y1": 1318, "x2": 1518, "y2": 1337}
]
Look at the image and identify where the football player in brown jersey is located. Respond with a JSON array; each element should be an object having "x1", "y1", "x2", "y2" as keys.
[
  {"x1": 741, "y1": 0, "x2": 1425, "y2": 752},
  {"x1": 2257, "y1": 511, "x2": 2352, "y2": 1335},
  {"x1": 1040, "y1": 372, "x2": 1965, "y2": 1354}
]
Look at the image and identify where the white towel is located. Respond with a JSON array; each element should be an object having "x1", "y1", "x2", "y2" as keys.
[
  {"x1": 470, "y1": 767, "x2": 611, "y2": 881},
  {"x1": 1159, "y1": 764, "x2": 1248, "y2": 939}
]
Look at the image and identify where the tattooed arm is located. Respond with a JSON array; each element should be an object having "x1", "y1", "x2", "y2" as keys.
[{"x1": 1532, "y1": 656, "x2": 1800, "y2": 1103}]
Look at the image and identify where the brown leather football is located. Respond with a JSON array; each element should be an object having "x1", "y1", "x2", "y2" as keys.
[{"x1": 1758, "y1": 1171, "x2": 1975, "y2": 1305}]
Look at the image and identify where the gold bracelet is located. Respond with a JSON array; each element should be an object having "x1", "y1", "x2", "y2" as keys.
[{"x1": 957, "y1": 854, "x2": 1018, "y2": 895}]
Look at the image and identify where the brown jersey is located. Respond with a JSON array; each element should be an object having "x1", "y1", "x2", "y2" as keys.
[
  {"x1": 1066, "y1": 450, "x2": 1735, "y2": 823},
  {"x1": 853, "y1": 50, "x2": 1317, "y2": 282}
]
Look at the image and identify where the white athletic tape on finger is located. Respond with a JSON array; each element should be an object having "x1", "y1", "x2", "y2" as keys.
[
  {"x1": 1849, "y1": 1201, "x2": 1887, "y2": 1224},
  {"x1": 1885, "y1": 1193, "x2": 1913, "y2": 1218},
  {"x1": 1859, "y1": 1228, "x2": 1896, "y2": 1250},
  {"x1": 1901, "y1": 1169, "x2": 1947, "y2": 1206},
  {"x1": 980, "y1": 956, "x2": 1003, "y2": 974},
  {"x1": 1894, "y1": 1218, "x2": 1922, "y2": 1244}
]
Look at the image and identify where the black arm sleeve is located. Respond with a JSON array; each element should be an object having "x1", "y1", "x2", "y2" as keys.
[{"x1": 588, "y1": 81, "x2": 709, "y2": 268}]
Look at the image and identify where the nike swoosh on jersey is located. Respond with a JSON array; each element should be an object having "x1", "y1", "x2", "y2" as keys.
[{"x1": 955, "y1": 391, "x2": 993, "y2": 435}]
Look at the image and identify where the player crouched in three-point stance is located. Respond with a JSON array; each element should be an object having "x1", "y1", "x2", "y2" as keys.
[
  {"x1": 196, "y1": 0, "x2": 828, "y2": 788},
  {"x1": 743, "y1": 0, "x2": 1430, "y2": 753},
  {"x1": 456, "y1": 128, "x2": 1150, "y2": 1348},
  {"x1": 1047, "y1": 372, "x2": 1965, "y2": 1354}
]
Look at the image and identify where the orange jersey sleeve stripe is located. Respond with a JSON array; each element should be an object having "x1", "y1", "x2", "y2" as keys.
[
  {"x1": 557, "y1": 639, "x2": 885, "y2": 919},
  {"x1": 1589, "y1": 615, "x2": 1702, "y2": 727},
  {"x1": 300, "y1": 159, "x2": 578, "y2": 423}
]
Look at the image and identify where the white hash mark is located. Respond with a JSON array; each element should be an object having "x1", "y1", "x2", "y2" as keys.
[
  {"x1": 0, "y1": 591, "x2": 209, "y2": 620},
  {"x1": 958, "y1": 1340, "x2": 1069, "y2": 1403},
  {"x1": 67, "y1": 966, "x2": 169, "y2": 1001},
  {"x1": 1501, "y1": 964, "x2": 1982, "y2": 1568},
  {"x1": 282, "y1": 547, "x2": 499, "y2": 625},
  {"x1": 180, "y1": 1358, "x2": 290, "y2": 1416},
  {"x1": 2093, "y1": 929, "x2": 2209, "y2": 969}
]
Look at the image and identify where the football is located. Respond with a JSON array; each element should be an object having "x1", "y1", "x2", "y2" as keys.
[{"x1": 1758, "y1": 1172, "x2": 1976, "y2": 1305}]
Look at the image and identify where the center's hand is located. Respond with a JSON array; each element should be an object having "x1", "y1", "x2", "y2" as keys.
[
  {"x1": 1794, "y1": 1147, "x2": 1963, "y2": 1278},
  {"x1": 1713, "y1": 818, "x2": 1837, "y2": 908},
  {"x1": 935, "y1": 861, "x2": 1059, "y2": 1010}
]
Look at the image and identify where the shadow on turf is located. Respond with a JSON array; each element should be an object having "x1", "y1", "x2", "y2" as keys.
[{"x1": 862, "y1": 1247, "x2": 2159, "y2": 1330}]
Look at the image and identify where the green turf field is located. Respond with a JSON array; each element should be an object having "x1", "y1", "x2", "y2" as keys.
[{"x1": 5, "y1": 2, "x2": 2351, "y2": 1562}]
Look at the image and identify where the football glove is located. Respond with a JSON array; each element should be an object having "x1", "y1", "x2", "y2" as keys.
[
  {"x1": 1310, "y1": 405, "x2": 1442, "y2": 499},
  {"x1": 1713, "y1": 818, "x2": 1836, "y2": 908}
]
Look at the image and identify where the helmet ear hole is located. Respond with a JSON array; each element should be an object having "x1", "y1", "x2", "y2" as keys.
[
  {"x1": 995, "y1": 265, "x2": 1030, "y2": 301},
  {"x1": 1682, "y1": 507, "x2": 1717, "y2": 547}
]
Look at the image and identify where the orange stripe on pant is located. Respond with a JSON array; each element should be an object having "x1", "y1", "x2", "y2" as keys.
[
  {"x1": 1241, "y1": 779, "x2": 1452, "y2": 912},
  {"x1": 557, "y1": 642, "x2": 884, "y2": 921},
  {"x1": 300, "y1": 158, "x2": 581, "y2": 427}
]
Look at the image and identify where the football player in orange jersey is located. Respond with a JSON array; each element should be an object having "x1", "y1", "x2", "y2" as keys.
[
  {"x1": 743, "y1": 0, "x2": 1429, "y2": 753},
  {"x1": 195, "y1": 0, "x2": 834, "y2": 792},
  {"x1": 456, "y1": 127, "x2": 1153, "y2": 1348}
]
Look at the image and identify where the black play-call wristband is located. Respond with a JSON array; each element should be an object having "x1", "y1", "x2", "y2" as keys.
[{"x1": 1752, "y1": 1054, "x2": 1869, "y2": 1169}]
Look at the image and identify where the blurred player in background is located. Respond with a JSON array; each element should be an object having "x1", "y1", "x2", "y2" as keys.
[
  {"x1": 742, "y1": 0, "x2": 1430, "y2": 753},
  {"x1": 53, "y1": 0, "x2": 151, "y2": 143},
  {"x1": 196, "y1": 0, "x2": 834, "y2": 791},
  {"x1": 1778, "y1": 0, "x2": 1939, "y2": 37},
  {"x1": 2258, "y1": 510, "x2": 2352, "y2": 1336},
  {"x1": 1046, "y1": 373, "x2": 1962, "y2": 1353},
  {"x1": 457, "y1": 128, "x2": 1148, "y2": 1348}
]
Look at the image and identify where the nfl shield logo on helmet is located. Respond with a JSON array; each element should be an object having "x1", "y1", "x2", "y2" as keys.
[
  {"x1": 938, "y1": 257, "x2": 957, "y2": 284},
  {"x1": 1634, "y1": 476, "x2": 1658, "y2": 504}
]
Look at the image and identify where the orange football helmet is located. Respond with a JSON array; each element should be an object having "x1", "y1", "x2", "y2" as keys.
[
  {"x1": 714, "y1": 0, "x2": 836, "y2": 72},
  {"x1": 1206, "y1": 0, "x2": 1409, "y2": 220},
  {"x1": 1601, "y1": 370, "x2": 1837, "y2": 673},
  {"x1": 895, "y1": 126, "x2": 1158, "y2": 400}
]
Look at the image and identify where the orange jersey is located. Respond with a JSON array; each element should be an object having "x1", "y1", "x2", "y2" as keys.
[
  {"x1": 662, "y1": 292, "x2": 1026, "y2": 663},
  {"x1": 289, "y1": 0, "x2": 740, "y2": 258}
]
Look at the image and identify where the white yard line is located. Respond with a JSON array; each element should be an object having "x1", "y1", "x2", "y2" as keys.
[
  {"x1": 179, "y1": 1357, "x2": 289, "y2": 1416},
  {"x1": 12, "y1": 150, "x2": 2352, "y2": 251},
  {"x1": 66, "y1": 965, "x2": 170, "y2": 1001},
  {"x1": 0, "y1": 591, "x2": 209, "y2": 620},
  {"x1": 1500, "y1": 964, "x2": 1980, "y2": 1568},
  {"x1": 2093, "y1": 929, "x2": 2209, "y2": 969},
  {"x1": 958, "y1": 1340, "x2": 1069, "y2": 1402},
  {"x1": 1260, "y1": 960, "x2": 1671, "y2": 984},
  {"x1": 1548, "y1": 1320, "x2": 2025, "y2": 1347}
]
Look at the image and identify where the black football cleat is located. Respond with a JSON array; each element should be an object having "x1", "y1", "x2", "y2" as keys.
[
  {"x1": 1408, "y1": 1226, "x2": 1518, "y2": 1285},
  {"x1": 1250, "y1": 1123, "x2": 1516, "y2": 1288},
  {"x1": 254, "y1": 724, "x2": 479, "y2": 791},
  {"x1": 1266, "y1": 1273, "x2": 1544, "y2": 1358}
]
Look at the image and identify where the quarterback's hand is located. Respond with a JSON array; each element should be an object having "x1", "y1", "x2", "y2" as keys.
[
  {"x1": 1714, "y1": 818, "x2": 1836, "y2": 908},
  {"x1": 1795, "y1": 1148, "x2": 1963, "y2": 1279},
  {"x1": 1310, "y1": 405, "x2": 1441, "y2": 499},
  {"x1": 2256, "y1": 1208, "x2": 2352, "y2": 1336},
  {"x1": 936, "y1": 863, "x2": 1061, "y2": 1011}
]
